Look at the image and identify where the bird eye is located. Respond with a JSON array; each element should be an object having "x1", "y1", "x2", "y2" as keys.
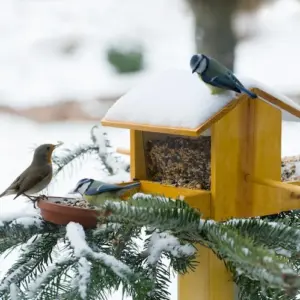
[{"x1": 47, "y1": 146, "x2": 50, "y2": 151}]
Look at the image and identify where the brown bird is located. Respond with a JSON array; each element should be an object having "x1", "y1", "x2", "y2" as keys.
[{"x1": 0, "y1": 143, "x2": 63, "y2": 203}]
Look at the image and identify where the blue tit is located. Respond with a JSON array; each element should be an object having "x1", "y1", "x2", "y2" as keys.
[
  {"x1": 190, "y1": 54, "x2": 257, "y2": 98},
  {"x1": 69, "y1": 178, "x2": 140, "y2": 207}
]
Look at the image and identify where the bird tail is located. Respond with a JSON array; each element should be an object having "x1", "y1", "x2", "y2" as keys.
[
  {"x1": 239, "y1": 86, "x2": 257, "y2": 99},
  {"x1": 0, "y1": 189, "x2": 16, "y2": 198},
  {"x1": 121, "y1": 182, "x2": 141, "y2": 191}
]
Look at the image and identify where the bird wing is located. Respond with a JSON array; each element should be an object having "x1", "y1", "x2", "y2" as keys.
[
  {"x1": 86, "y1": 182, "x2": 140, "y2": 196},
  {"x1": 0, "y1": 167, "x2": 29, "y2": 197},
  {"x1": 85, "y1": 183, "x2": 121, "y2": 196},
  {"x1": 202, "y1": 73, "x2": 242, "y2": 94},
  {"x1": 14, "y1": 164, "x2": 52, "y2": 199}
]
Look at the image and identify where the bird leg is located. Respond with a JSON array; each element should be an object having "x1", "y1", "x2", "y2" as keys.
[{"x1": 23, "y1": 194, "x2": 40, "y2": 209}]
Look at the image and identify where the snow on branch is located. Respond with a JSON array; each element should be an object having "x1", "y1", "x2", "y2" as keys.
[
  {"x1": 146, "y1": 230, "x2": 195, "y2": 265},
  {"x1": 66, "y1": 222, "x2": 132, "y2": 279}
]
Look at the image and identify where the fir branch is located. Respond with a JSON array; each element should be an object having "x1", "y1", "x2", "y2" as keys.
[
  {"x1": 0, "y1": 221, "x2": 59, "y2": 255},
  {"x1": 27, "y1": 254, "x2": 77, "y2": 300},
  {"x1": 52, "y1": 143, "x2": 99, "y2": 178},
  {"x1": 224, "y1": 218, "x2": 300, "y2": 257},
  {"x1": 0, "y1": 232, "x2": 62, "y2": 296},
  {"x1": 103, "y1": 197, "x2": 201, "y2": 232},
  {"x1": 90, "y1": 125, "x2": 115, "y2": 175}
]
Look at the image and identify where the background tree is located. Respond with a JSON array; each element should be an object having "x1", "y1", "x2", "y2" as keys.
[{"x1": 186, "y1": 0, "x2": 272, "y2": 69}]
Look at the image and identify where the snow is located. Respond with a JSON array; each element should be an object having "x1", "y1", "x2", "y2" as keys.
[
  {"x1": 78, "y1": 257, "x2": 91, "y2": 300},
  {"x1": 66, "y1": 222, "x2": 89, "y2": 257},
  {"x1": 132, "y1": 193, "x2": 170, "y2": 202},
  {"x1": 9, "y1": 283, "x2": 19, "y2": 300},
  {"x1": 146, "y1": 231, "x2": 195, "y2": 265},
  {"x1": 66, "y1": 222, "x2": 132, "y2": 278},
  {"x1": 242, "y1": 248, "x2": 250, "y2": 256},
  {"x1": 0, "y1": 0, "x2": 193, "y2": 108},
  {"x1": 104, "y1": 69, "x2": 235, "y2": 129},
  {"x1": 10, "y1": 216, "x2": 42, "y2": 228}
]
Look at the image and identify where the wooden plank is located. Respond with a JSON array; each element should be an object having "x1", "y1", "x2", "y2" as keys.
[
  {"x1": 247, "y1": 99, "x2": 283, "y2": 216},
  {"x1": 116, "y1": 147, "x2": 130, "y2": 155},
  {"x1": 287, "y1": 181, "x2": 300, "y2": 186},
  {"x1": 140, "y1": 180, "x2": 211, "y2": 217},
  {"x1": 130, "y1": 130, "x2": 147, "y2": 180},
  {"x1": 211, "y1": 97, "x2": 250, "y2": 219},
  {"x1": 254, "y1": 88, "x2": 300, "y2": 119},
  {"x1": 246, "y1": 175, "x2": 300, "y2": 198}
]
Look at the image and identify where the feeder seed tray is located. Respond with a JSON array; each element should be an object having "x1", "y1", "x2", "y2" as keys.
[{"x1": 37, "y1": 196, "x2": 109, "y2": 229}]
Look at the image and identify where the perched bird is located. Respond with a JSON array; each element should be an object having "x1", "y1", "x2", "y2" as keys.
[
  {"x1": 0, "y1": 142, "x2": 63, "y2": 203},
  {"x1": 190, "y1": 53, "x2": 257, "y2": 98},
  {"x1": 69, "y1": 178, "x2": 140, "y2": 206}
]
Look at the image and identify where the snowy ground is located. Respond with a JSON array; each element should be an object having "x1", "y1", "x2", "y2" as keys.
[{"x1": 0, "y1": 0, "x2": 300, "y2": 108}]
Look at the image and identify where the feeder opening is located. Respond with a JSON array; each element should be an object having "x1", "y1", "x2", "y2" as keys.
[{"x1": 144, "y1": 132, "x2": 211, "y2": 190}]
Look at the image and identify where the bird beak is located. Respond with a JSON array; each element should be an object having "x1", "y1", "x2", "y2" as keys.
[
  {"x1": 192, "y1": 66, "x2": 197, "y2": 73},
  {"x1": 54, "y1": 141, "x2": 64, "y2": 149}
]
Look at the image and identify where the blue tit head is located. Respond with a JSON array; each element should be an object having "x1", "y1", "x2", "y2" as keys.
[
  {"x1": 190, "y1": 54, "x2": 208, "y2": 74},
  {"x1": 69, "y1": 178, "x2": 94, "y2": 195}
]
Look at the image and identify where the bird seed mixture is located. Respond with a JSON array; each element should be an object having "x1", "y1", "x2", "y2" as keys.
[
  {"x1": 146, "y1": 136, "x2": 211, "y2": 190},
  {"x1": 282, "y1": 155, "x2": 300, "y2": 182},
  {"x1": 48, "y1": 197, "x2": 96, "y2": 209}
]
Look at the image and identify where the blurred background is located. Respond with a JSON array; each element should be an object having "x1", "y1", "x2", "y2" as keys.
[
  {"x1": 0, "y1": 0, "x2": 299, "y2": 121},
  {"x1": 1, "y1": 0, "x2": 300, "y2": 298}
]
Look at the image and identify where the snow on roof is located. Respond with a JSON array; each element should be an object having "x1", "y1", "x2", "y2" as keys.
[
  {"x1": 103, "y1": 69, "x2": 235, "y2": 130},
  {"x1": 103, "y1": 69, "x2": 300, "y2": 131}
]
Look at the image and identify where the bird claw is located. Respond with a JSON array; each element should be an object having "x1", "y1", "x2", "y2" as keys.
[{"x1": 23, "y1": 194, "x2": 44, "y2": 209}]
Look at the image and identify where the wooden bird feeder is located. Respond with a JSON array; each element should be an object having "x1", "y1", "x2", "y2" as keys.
[{"x1": 101, "y1": 69, "x2": 300, "y2": 300}]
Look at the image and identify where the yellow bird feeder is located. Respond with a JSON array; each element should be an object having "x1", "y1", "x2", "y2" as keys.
[{"x1": 101, "y1": 69, "x2": 300, "y2": 300}]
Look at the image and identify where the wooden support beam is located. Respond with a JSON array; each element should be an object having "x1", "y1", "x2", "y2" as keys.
[
  {"x1": 245, "y1": 174, "x2": 300, "y2": 199},
  {"x1": 116, "y1": 147, "x2": 130, "y2": 156}
]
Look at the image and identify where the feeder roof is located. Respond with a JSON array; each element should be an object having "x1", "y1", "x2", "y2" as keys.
[{"x1": 101, "y1": 69, "x2": 300, "y2": 136}]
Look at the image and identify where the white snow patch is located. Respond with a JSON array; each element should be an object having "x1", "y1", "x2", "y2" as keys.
[
  {"x1": 263, "y1": 256, "x2": 273, "y2": 263},
  {"x1": 275, "y1": 248, "x2": 292, "y2": 258},
  {"x1": 9, "y1": 283, "x2": 19, "y2": 300},
  {"x1": 242, "y1": 248, "x2": 250, "y2": 256},
  {"x1": 66, "y1": 222, "x2": 90, "y2": 257},
  {"x1": 10, "y1": 216, "x2": 42, "y2": 228},
  {"x1": 104, "y1": 69, "x2": 235, "y2": 129},
  {"x1": 132, "y1": 192, "x2": 170, "y2": 202},
  {"x1": 66, "y1": 222, "x2": 131, "y2": 278},
  {"x1": 78, "y1": 257, "x2": 91, "y2": 300},
  {"x1": 146, "y1": 231, "x2": 195, "y2": 265}
]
